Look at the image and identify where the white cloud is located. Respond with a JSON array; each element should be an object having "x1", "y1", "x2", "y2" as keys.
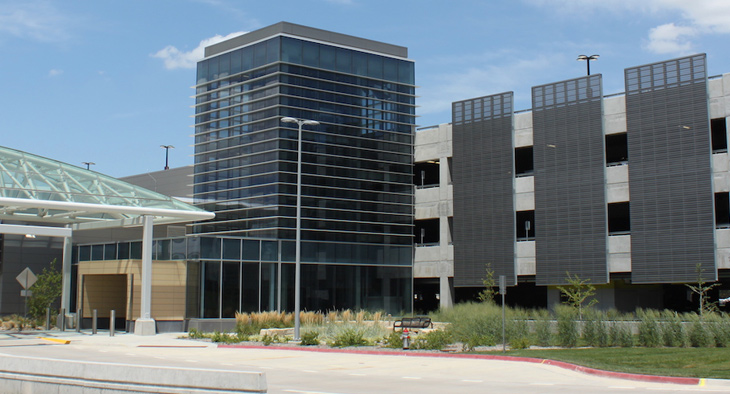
[
  {"x1": 645, "y1": 23, "x2": 696, "y2": 54},
  {"x1": 657, "y1": 0, "x2": 730, "y2": 33},
  {"x1": 0, "y1": 2, "x2": 69, "y2": 42},
  {"x1": 417, "y1": 52, "x2": 563, "y2": 122},
  {"x1": 48, "y1": 69, "x2": 63, "y2": 77},
  {"x1": 152, "y1": 32, "x2": 246, "y2": 70},
  {"x1": 527, "y1": 0, "x2": 730, "y2": 55}
]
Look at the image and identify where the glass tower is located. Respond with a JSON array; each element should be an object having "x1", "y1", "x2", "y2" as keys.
[{"x1": 192, "y1": 22, "x2": 415, "y2": 313}]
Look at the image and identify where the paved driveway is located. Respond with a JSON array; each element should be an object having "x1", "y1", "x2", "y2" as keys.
[{"x1": 0, "y1": 331, "x2": 728, "y2": 394}]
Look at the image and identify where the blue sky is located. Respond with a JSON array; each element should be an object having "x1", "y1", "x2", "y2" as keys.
[{"x1": 1, "y1": 0, "x2": 729, "y2": 177}]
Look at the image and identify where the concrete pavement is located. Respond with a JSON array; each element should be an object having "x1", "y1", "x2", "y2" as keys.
[{"x1": 1, "y1": 329, "x2": 729, "y2": 393}]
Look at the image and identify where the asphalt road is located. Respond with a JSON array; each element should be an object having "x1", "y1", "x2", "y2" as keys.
[{"x1": 0, "y1": 331, "x2": 728, "y2": 394}]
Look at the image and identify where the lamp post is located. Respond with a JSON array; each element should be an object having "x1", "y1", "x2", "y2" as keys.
[
  {"x1": 160, "y1": 145, "x2": 174, "y2": 170},
  {"x1": 577, "y1": 54, "x2": 599, "y2": 75},
  {"x1": 82, "y1": 162, "x2": 95, "y2": 170},
  {"x1": 280, "y1": 116, "x2": 320, "y2": 341}
]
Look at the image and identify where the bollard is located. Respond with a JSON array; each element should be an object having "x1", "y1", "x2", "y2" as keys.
[
  {"x1": 110, "y1": 310, "x2": 115, "y2": 337},
  {"x1": 59, "y1": 308, "x2": 66, "y2": 332},
  {"x1": 76, "y1": 309, "x2": 82, "y2": 332},
  {"x1": 401, "y1": 328, "x2": 410, "y2": 350},
  {"x1": 45, "y1": 308, "x2": 51, "y2": 330},
  {"x1": 92, "y1": 309, "x2": 97, "y2": 335}
]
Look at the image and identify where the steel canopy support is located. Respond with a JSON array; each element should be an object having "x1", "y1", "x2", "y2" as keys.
[
  {"x1": 134, "y1": 215, "x2": 156, "y2": 335},
  {"x1": 61, "y1": 227, "x2": 73, "y2": 316}
]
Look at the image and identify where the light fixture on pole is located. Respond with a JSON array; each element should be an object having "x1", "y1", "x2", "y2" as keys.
[
  {"x1": 280, "y1": 116, "x2": 320, "y2": 342},
  {"x1": 160, "y1": 145, "x2": 175, "y2": 170},
  {"x1": 577, "y1": 54, "x2": 599, "y2": 75},
  {"x1": 82, "y1": 162, "x2": 95, "y2": 170}
]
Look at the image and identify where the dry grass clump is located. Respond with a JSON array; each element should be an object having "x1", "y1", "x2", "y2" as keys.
[
  {"x1": 254, "y1": 311, "x2": 290, "y2": 328},
  {"x1": 372, "y1": 311, "x2": 382, "y2": 324},
  {"x1": 300, "y1": 311, "x2": 324, "y2": 325},
  {"x1": 235, "y1": 311, "x2": 292, "y2": 328},
  {"x1": 234, "y1": 309, "x2": 384, "y2": 332},
  {"x1": 235, "y1": 311, "x2": 249, "y2": 325}
]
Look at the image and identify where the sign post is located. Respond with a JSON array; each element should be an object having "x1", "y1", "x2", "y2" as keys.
[
  {"x1": 16, "y1": 267, "x2": 37, "y2": 317},
  {"x1": 499, "y1": 275, "x2": 507, "y2": 353}
]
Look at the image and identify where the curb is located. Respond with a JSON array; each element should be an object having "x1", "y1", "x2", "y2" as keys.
[
  {"x1": 37, "y1": 337, "x2": 70, "y2": 345},
  {"x1": 219, "y1": 344, "x2": 706, "y2": 386}
]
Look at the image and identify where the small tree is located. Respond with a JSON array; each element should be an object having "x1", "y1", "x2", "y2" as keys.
[
  {"x1": 28, "y1": 260, "x2": 62, "y2": 322},
  {"x1": 685, "y1": 263, "x2": 719, "y2": 316},
  {"x1": 556, "y1": 272, "x2": 598, "y2": 320},
  {"x1": 477, "y1": 263, "x2": 497, "y2": 303}
]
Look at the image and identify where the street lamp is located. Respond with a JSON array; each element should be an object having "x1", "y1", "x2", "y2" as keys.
[
  {"x1": 577, "y1": 54, "x2": 599, "y2": 75},
  {"x1": 280, "y1": 116, "x2": 319, "y2": 341},
  {"x1": 160, "y1": 145, "x2": 174, "y2": 170},
  {"x1": 82, "y1": 162, "x2": 95, "y2": 170}
]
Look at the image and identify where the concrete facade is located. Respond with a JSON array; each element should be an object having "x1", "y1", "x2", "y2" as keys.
[{"x1": 414, "y1": 56, "x2": 730, "y2": 311}]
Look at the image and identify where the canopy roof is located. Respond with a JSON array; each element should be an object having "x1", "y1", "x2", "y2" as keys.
[{"x1": 0, "y1": 145, "x2": 214, "y2": 230}]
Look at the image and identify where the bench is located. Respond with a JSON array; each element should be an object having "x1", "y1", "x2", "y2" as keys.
[{"x1": 393, "y1": 317, "x2": 433, "y2": 331}]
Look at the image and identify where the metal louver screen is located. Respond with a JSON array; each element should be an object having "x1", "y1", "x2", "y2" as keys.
[
  {"x1": 452, "y1": 92, "x2": 516, "y2": 286},
  {"x1": 625, "y1": 54, "x2": 716, "y2": 284},
  {"x1": 532, "y1": 75, "x2": 608, "y2": 286}
]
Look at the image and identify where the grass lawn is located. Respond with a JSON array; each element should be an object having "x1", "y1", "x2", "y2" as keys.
[{"x1": 477, "y1": 347, "x2": 730, "y2": 379}]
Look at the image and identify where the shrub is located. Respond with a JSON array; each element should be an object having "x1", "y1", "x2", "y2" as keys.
[
  {"x1": 383, "y1": 331, "x2": 402, "y2": 349},
  {"x1": 413, "y1": 330, "x2": 453, "y2": 350},
  {"x1": 555, "y1": 305, "x2": 578, "y2": 348},
  {"x1": 533, "y1": 310, "x2": 553, "y2": 347},
  {"x1": 439, "y1": 302, "x2": 501, "y2": 351},
  {"x1": 506, "y1": 308, "x2": 530, "y2": 347},
  {"x1": 235, "y1": 330, "x2": 249, "y2": 342},
  {"x1": 688, "y1": 318, "x2": 712, "y2": 348},
  {"x1": 705, "y1": 313, "x2": 730, "y2": 347},
  {"x1": 331, "y1": 327, "x2": 369, "y2": 347},
  {"x1": 28, "y1": 260, "x2": 62, "y2": 322},
  {"x1": 261, "y1": 334, "x2": 275, "y2": 346},
  {"x1": 300, "y1": 330, "x2": 320, "y2": 346},
  {"x1": 608, "y1": 322, "x2": 634, "y2": 347},
  {"x1": 637, "y1": 309, "x2": 662, "y2": 347},
  {"x1": 210, "y1": 331, "x2": 228, "y2": 343},
  {"x1": 582, "y1": 309, "x2": 608, "y2": 347},
  {"x1": 235, "y1": 321, "x2": 259, "y2": 336},
  {"x1": 510, "y1": 336, "x2": 531, "y2": 350},
  {"x1": 660, "y1": 310, "x2": 686, "y2": 347},
  {"x1": 188, "y1": 328, "x2": 205, "y2": 339}
]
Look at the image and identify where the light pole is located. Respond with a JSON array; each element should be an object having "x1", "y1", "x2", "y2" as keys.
[
  {"x1": 82, "y1": 162, "x2": 95, "y2": 170},
  {"x1": 280, "y1": 116, "x2": 320, "y2": 341},
  {"x1": 160, "y1": 145, "x2": 174, "y2": 170},
  {"x1": 577, "y1": 54, "x2": 599, "y2": 75}
]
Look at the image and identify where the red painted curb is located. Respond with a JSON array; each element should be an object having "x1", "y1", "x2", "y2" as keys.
[{"x1": 219, "y1": 344, "x2": 702, "y2": 386}]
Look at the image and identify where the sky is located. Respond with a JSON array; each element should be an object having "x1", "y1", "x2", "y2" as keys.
[{"x1": 1, "y1": 0, "x2": 730, "y2": 177}]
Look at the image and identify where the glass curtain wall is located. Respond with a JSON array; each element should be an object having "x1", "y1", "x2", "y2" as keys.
[{"x1": 192, "y1": 34, "x2": 416, "y2": 266}]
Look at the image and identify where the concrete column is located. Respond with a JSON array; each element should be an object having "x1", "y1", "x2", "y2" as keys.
[
  {"x1": 438, "y1": 154, "x2": 454, "y2": 311},
  {"x1": 439, "y1": 276, "x2": 454, "y2": 309},
  {"x1": 60, "y1": 227, "x2": 73, "y2": 315},
  {"x1": 135, "y1": 215, "x2": 156, "y2": 335}
]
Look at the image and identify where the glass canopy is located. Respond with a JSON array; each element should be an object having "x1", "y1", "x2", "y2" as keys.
[{"x1": 0, "y1": 145, "x2": 213, "y2": 228}]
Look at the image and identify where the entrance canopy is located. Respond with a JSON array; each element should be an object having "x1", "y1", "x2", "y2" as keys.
[
  {"x1": 0, "y1": 145, "x2": 214, "y2": 230},
  {"x1": 0, "y1": 145, "x2": 214, "y2": 333}
]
